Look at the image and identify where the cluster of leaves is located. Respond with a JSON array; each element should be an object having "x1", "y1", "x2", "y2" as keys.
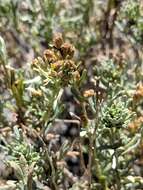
[{"x1": 118, "y1": 0, "x2": 143, "y2": 43}]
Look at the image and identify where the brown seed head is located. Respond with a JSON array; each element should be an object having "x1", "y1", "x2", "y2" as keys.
[
  {"x1": 43, "y1": 49, "x2": 56, "y2": 62},
  {"x1": 128, "y1": 116, "x2": 143, "y2": 133},
  {"x1": 68, "y1": 45, "x2": 75, "y2": 58},
  {"x1": 133, "y1": 83, "x2": 143, "y2": 101},
  {"x1": 53, "y1": 33, "x2": 63, "y2": 49},
  {"x1": 61, "y1": 43, "x2": 75, "y2": 58}
]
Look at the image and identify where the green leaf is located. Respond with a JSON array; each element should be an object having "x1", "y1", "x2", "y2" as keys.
[
  {"x1": 7, "y1": 161, "x2": 24, "y2": 181},
  {"x1": 79, "y1": 69, "x2": 87, "y2": 86},
  {"x1": 0, "y1": 36, "x2": 7, "y2": 64}
]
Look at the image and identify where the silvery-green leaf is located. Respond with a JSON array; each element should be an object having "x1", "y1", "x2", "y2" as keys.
[
  {"x1": 0, "y1": 36, "x2": 7, "y2": 63},
  {"x1": 53, "y1": 88, "x2": 63, "y2": 111},
  {"x1": 0, "y1": 182, "x2": 16, "y2": 190},
  {"x1": 13, "y1": 125, "x2": 20, "y2": 140},
  {"x1": 126, "y1": 176, "x2": 135, "y2": 183},
  {"x1": 80, "y1": 131, "x2": 87, "y2": 137},
  {"x1": 112, "y1": 155, "x2": 116, "y2": 169},
  {"x1": 7, "y1": 161, "x2": 24, "y2": 181},
  {"x1": 121, "y1": 134, "x2": 141, "y2": 155},
  {"x1": 24, "y1": 76, "x2": 41, "y2": 84}
]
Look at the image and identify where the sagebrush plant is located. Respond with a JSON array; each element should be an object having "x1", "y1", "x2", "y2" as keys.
[
  {"x1": 118, "y1": 0, "x2": 141, "y2": 42},
  {"x1": 0, "y1": 0, "x2": 143, "y2": 190},
  {"x1": 0, "y1": 31, "x2": 143, "y2": 190}
]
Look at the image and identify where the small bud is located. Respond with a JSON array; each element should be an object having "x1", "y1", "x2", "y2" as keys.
[
  {"x1": 53, "y1": 33, "x2": 63, "y2": 49},
  {"x1": 83, "y1": 89, "x2": 95, "y2": 98}
]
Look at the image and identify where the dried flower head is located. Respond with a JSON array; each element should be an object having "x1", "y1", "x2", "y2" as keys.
[
  {"x1": 53, "y1": 33, "x2": 63, "y2": 49},
  {"x1": 133, "y1": 83, "x2": 143, "y2": 101},
  {"x1": 61, "y1": 42, "x2": 75, "y2": 58},
  {"x1": 32, "y1": 35, "x2": 78, "y2": 87},
  {"x1": 128, "y1": 116, "x2": 143, "y2": 133},
  {"x1": 43, "y1": 49, "x2": 56, "y2": 62}
]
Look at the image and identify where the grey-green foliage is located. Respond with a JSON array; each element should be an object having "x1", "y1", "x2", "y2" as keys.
[
  {"x1": 118, "y1": 0, "x2": 143, "y2": 43},
  {"x1": 0, "y1": 36, "x2": 7, "y2": 62},
  {"x1": 7, "y1": 127, "x2": 40, "y2": 169},
  {"x1": 95, "y1": 96, "x2": 139, "y2": 189},
  {"x1": 5, "y1": 127, "x2": 42, "y2": 189},
  {"x1": 60, "y1": 0, "x2": 96, "y2": 53},
  {"x1": 102, "y1": 100, "x2": 131, "y2": 129},
  {"x1": 121, "y1": 0, "x2": 140, "y2": 20},
  {"x1": 96, "y1": 58, "x2": 122, "y2": 86}
]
